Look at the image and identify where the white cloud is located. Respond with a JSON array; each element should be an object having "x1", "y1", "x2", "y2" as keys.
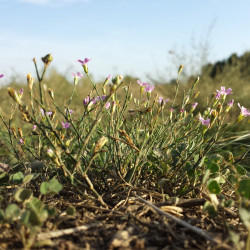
[{"x1": 19, "y1": 0, "x2": 90, "y2": 6}]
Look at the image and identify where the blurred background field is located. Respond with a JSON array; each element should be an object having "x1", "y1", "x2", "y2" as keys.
[{"x1": 1, "y1": 51, "x2": 249, "y2": 127}]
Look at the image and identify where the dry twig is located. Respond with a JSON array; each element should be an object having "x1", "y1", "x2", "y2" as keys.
[
  {"x1": 134, "y1": 194, "x2": 222, "y2": 245},
  {"x1": 37, "y1": 222, "x2": 101, "y2": 241}
]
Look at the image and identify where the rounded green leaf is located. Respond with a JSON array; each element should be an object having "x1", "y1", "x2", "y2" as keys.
[
  {"x1": 207, "y1": 179, "x2": 221, "y2": 194},
  {"x1": 206, "y1": 162, "x2": 219, "y2": 173},
  {"x1": 40, "y1": 179, "x2": 62, "y2": 195},
  {"x1": 48, "y1": 179, "x2": 63, "y2": 194},
  {"x1": 0, "y1": 172, "x2": 9, "y2": 185},
  {"x1": 237, "y1": 179, "x2": 250, "y2": 199},
  {"x1": 25, "y1": 197, "x2": 43, "y2": 211},
  {"x1": 203, "y1": 201, "x2": 218, "y2": 218},
  {"x1": 5, "y1": 204, "x2": 21, "y2": 222},
  {"x1": 40, "y1": 182, "x2": 49, "y2": 195},
  {"x1": 12, "y1": 171, "x2": 24, "y2": 184},
  {"x1": 21, "y1": 210, "x2": 42, "y2": 227},
  {"x1": 15, "y1": 188, "x2": 33, "y2": 203}
]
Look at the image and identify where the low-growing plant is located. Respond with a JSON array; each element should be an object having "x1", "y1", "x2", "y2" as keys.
[{"x1": 0, "y1": 55, "x2": 249, "y2": 249}]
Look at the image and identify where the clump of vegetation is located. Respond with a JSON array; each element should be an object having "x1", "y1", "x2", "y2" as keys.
[{"x1": 0, "y1": 55, "x2": 249, "y2": 249}]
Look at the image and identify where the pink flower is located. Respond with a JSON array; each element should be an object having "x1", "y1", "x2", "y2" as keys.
[
  {"x1": 145, "y1": 86, "x2": 154, "y2": 93},
  {"x1": 198, "y1": 116, "x2": 210, "y2": 127},
  {"x1": 216, "y1": 86, "x2": 232, "y2": 99},
  {"x1": 40, "y1": 109, "x2": 52, "y2": 116},
  {"x1": 227, "y1": 99, "x2": 234, "y2": 108},
  {"x1": 91, "y1": 97, "x2": 99, "y2": 105},
  {"x1": 40, "y1": 108, "x2": 45, "y2": 116},
  {"x1": 65, "y1": 109, "x2": 74, "y2": 114},
  {"x1": 33, "y1": 125, "x2": 37, "y2": 131},
  {"x1": 137, "y1": 80, "x2": 144, "y2": 86},
  {"x1": 192, "y1": 102, "x2": 198, "y2": 109},
  {"x1": 72, "y1": 72, "x2": 83, "y2": 79},
  {"x1": 77, "y1": 58, "x2": 91, "y2": 74},
  {"x1": 190, "y1": 102, "x2": 198, "y2": 112},
  {"x1": 77, "y1": 58, "x2": 91, "y2": 65},
  {"x1": 105, "y1": 102, "x2": 110, "y2": 109},
  {"x1": 137, "y1": 80, "x2": 154, "y2": 93},
  {"x1": 0, "y1": 74, "x2": 4, "y2": 78},
  {"x1": 19, "y1": 139, "x2": 24, "y2": 145},
  {"x1": 83, "y1": 96, "x2": 91, "y2": 106},
  {"x1": 144, "y1": 84, "x2": 154, "y2": 93},
  {"x1": 91, "y1": 95, "x2": 106, "y2": 104},
  {"x1": 238, "y1": 103, "x2": 250, "y2": 117},
  {"x1": 157, "y1": 97, "x2": 170, "y2": 104},
  {"x1": 62, "y1": 121, "x2": 71, "y2": 129},
  {"x1": 215, "y1": 92, "x2": 221, "y2": 100}
]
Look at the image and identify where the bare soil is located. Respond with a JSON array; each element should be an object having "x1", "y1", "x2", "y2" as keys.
[{"x1": 0, "y1": 187, "x2": 247, "y2": 250}]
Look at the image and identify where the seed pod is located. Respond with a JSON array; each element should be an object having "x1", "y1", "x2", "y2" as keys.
[{"x1": 93, "y1": 136, "x2": 108, "y2": 154}]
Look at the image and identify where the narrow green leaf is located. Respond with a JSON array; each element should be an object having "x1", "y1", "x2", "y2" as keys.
[
  {"x1": 236, "y1": 165, "x2": 246, "y2": 176},
  {"x1": 22, "y1": 174, "x2": 38, "y2": 185},
  {"x1": 239, "y1": 207, "x2": 250, "y2": 229}
]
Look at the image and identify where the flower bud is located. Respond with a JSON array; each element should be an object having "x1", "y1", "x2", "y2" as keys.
[
  {"x1": 19, "y1": 139, "x2": 25, "y2": 145},
  {"x1": 112, "y1": 75, "x2": 123, "y2": 85},
  {"x1": 18, "y1": 127, "x2": 24, "y2": 139},
  {"x1": 27, "y1": 73, "x2": 34, "y2": 91},
  {"x1": 210, "y1": 110, "x2": 218, "y2": 126},
  {"x1": 225, "y1": 99, "x2": 234, "y2": 113},
  {"x1": 128, "y1": 93, "x2": 133, "y2": 101},
  {"x1": 184, "y1": 95, "x2": 190, "y2": 105},
  {"x1": 190, "y1": 102, "x2": 198, "y2": 113},
  {"x1": 7, "y1": 87, "x2": 22, "y2": 105},
  {"x1": 41, "y1": 54, "x2": 53, "y2": 67},
  {"x1": 21, "y1": 112, "x2": 31, "y2": 123},
  {"x1": 192, "y1": 91, "x2": 200, "y2": 99},
  {"x1": 216, "y1": 103, "x2": 222, "y2": 114},
  {"x1": 169, "y1": 107, "x2": 173, "y2": 120},
  {"x1": 11, "y1": 127, "x2": 18, "y2": 139},
  {"x1": 83, "y1": 64, "x2": 88, "y2": 74},
  {"x1": 103, "y1": 74, "x2": 111, "y2": 87},
  {"x1": 178, "y1": 64, "x2": 184, "y2": 74},
  {"x1": 192, "y1": 76, "x2": 200, "y2": 89},
  {"x1": 48, "y1": 88, "x2": 54, "y2": 100},
  {"x1": 47, "y1": 148, "x2": 56, "y2": 160}
]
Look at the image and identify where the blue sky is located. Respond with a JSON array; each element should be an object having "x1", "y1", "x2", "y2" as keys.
[{"x1": 0, "y1": 0, "x2": 249, "y2": 84}]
